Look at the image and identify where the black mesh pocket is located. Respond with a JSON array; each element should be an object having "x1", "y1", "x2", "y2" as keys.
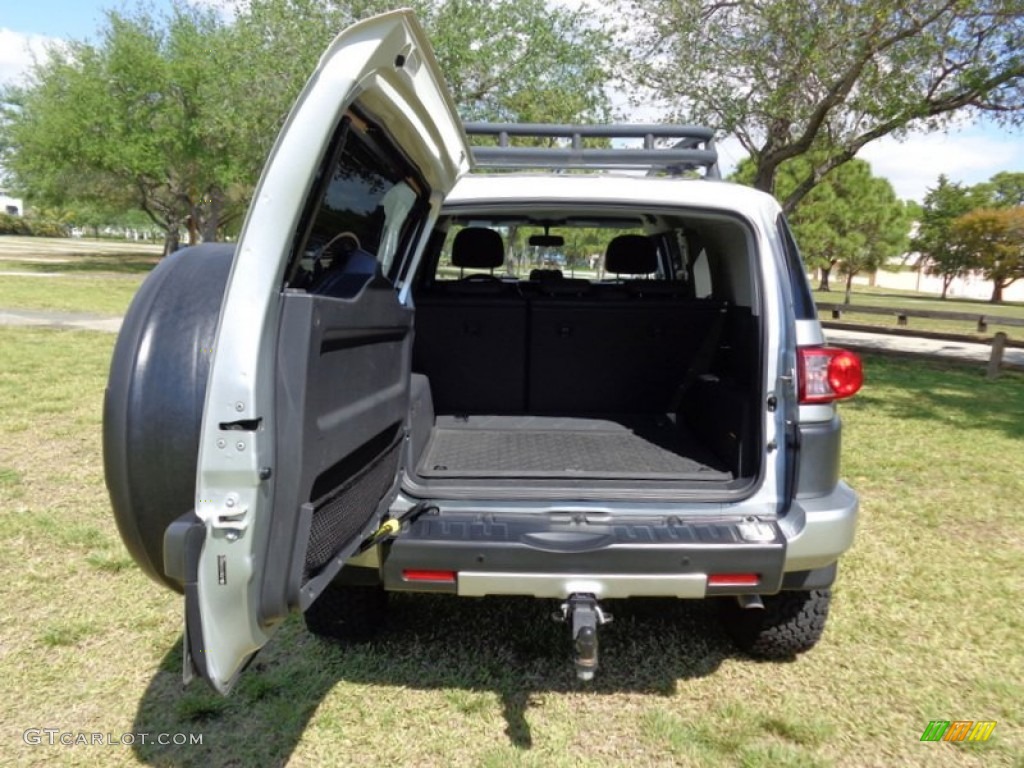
[{"x1": 304, "y1": 437, "x2": 401, "y2": 575}]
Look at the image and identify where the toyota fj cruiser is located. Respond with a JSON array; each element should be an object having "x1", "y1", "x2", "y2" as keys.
[{"x1": 103, "y1": 10, "x2": 863, "y2": 693}]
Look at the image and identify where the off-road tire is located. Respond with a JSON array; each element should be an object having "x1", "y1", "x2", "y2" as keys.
[
  {"x1": 720, "y1": 589, "x2": 831, "y2": 659},
  {"x1": 304, "y1": 583, "x2": 388, "y2": 642}
]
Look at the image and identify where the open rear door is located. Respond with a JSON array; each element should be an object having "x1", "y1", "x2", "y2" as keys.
[{"x1": 183, "y1": 10, "x2": 468, "y2": 692}]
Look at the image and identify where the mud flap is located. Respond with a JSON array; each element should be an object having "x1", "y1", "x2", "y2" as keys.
[{"x1": 165, "y1": 512, "x2": 212, "y2": 685}]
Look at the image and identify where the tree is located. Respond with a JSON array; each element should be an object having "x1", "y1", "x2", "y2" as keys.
[
  {"x1": 973, "y1": 171, "x2": 1024, "y2": 207},
  {"x1": 734, "y1": 155, "x2": 910, "y2": 296},
  {"x1": 0, "y1": 5, "x2": 239, "y2": 255},
  {"x1": 912, "y1": 176, "x2": 979, "y2": 298},
  {"x1": 1, "y1": 0, "x2": 612, "y2": 255},
  {"x1": 949, "y1": 206, "x2": 1024, "y2": 301},
  {"x1": 836, "y1": 179, "x2": 910, "y2": 302},
  {"x1": 620, "y1": 0, "x2": 1024, "y2": 212},
  {"x1": 422, "y1": 0, "x2": 611, "y2": 123}
]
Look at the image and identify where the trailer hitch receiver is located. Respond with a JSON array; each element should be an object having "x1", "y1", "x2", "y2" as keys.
[{"x1": 553, "y1": 593, "x2": 612, "y2": 681}]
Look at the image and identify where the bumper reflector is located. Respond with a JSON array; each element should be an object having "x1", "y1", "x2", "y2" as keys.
[
  {"x1": 402, "y1": 569, "x2": 456, "y2": 583},
  {"x1": 708, "y1": 573, "x2": 759, "y2": 587}
]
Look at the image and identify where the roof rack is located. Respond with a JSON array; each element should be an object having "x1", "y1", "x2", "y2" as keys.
[{"x1": 463, "y1": 123, "x2": 720, "y2": 179}]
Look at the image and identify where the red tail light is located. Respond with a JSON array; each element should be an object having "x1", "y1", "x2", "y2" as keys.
[{"x1": 798, "y1": 347, "x2": 863, "y2": 403}]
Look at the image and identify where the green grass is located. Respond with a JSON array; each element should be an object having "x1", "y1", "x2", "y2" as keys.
[
  {"x1": 0, "y1": 236, "x2": 156, "y2": 316},
  {"x1": 0, "y1": 274, "x2": 145, "y2": 315},
  {"x1": 0, "y1": 325, "x2": 1022, "y2": 767}
]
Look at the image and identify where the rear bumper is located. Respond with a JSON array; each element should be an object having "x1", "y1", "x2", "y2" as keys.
[
  {"x1": 781, "y1": 481, "x2": 858, "y2": 573},
  {"x1": 379, "y1": 513, "x2": 788, "y2": 598},
  {"x1": 369, "y1": 484, "x2": 857, "y2": 600}
]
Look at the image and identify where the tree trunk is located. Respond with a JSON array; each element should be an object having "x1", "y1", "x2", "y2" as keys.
[
  {"x1": 941, "y1": 275, "x2": 952, "y2": 299},
  {"x1": 163, "y1": 228, "x2": 180, "y2": 258},
  {"x1": 818, "y1": 264, "x2": 833, "y2": 291},
  {"x1": 991, "y1": 281, "x2": 1004, "y2": 303},
  {"x1": 201, "y1": 190, "x2": 223, "y2": 243},
  {"x1": 752, "y1": 161, "x2": 777, "y2": 197},
  {"x1": 844, "y1": 272, "x2": 855, "y2": 304},
  {"x1": 186, "y1": 212, "x2": 200, "y2": 246}
]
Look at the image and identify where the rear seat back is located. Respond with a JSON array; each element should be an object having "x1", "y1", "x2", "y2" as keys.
[
  {"x1": 414, "y1": 229, "x2": 724, "y2": 415},
  {"x1": 528, "y1": 298, "x2": 726, "y2": 413},
  {"x1": 413, "y1": 228, "x2": 527, "y2": 413}
]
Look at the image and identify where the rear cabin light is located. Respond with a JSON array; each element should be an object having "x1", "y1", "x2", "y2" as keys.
[
  {"x1": 402, "y1": 569, "x2": 456, "y2": 583},
  {"x1": 708, "y1": 573, "x2": 760, "y2": 587},
  {"x1": 798, "y1": 347, "x2": 863, "y2": 404}
]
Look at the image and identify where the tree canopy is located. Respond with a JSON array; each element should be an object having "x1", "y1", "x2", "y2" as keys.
[
  {"x1": 734, "y1": 155, "x2": 910, "y2": 297},
  {"x1": 911, "y1": 175, "x2": 987, "y2": 297},
  {"x1": 1, "y1": 5, "x2": 242, "y2": 253},
  {"x1": 1, "y1": 0, "x2": 612, "y2": 254},
  {"x1": 948, "y1": 206, "x2": 1024, "y2": 301},
  {"x1": 620, "y1": 0, "x2": 1024, "y2": 212}
]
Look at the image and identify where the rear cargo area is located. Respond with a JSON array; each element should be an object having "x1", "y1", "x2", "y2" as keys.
[
  {"x1": 405, "y1": 293, "x2": 760, "y2": 490},
  {"x1": 419, "y1": 414, "x2": 732, "y2": 481},
  {"x1": 404, "y1": 215, "x2": 763, "y2": 492}
]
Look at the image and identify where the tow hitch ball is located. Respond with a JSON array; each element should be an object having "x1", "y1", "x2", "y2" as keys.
[{"x1": 553, "y1": 594, "x2": 612, "y2": 681}]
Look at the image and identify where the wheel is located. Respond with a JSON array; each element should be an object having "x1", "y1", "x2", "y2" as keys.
[
  {"x1": 304, "y1": 582, "x2": 388, "y2": 642},
  {"x1": 103, "y1": 244, "x2": 235, "y2": 592},
  {"x1": 719, "y1": 589, "x2": 831, "y2": 659}
]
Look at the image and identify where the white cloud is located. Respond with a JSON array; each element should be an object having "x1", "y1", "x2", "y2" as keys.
[
  {"x1": 0, "y1": 28, "x2": 63, "y2": 86},
  {"x1": 856, "y1": 127, "x2": 1024, "y2": 202}
]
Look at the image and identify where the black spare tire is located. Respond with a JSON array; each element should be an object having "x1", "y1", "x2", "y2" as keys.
[{"x1": 103, "y1": 244, "x2": 235, "y2": 592}]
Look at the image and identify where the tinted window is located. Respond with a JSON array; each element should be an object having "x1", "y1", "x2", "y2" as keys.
[
  {"x1": 777, "y1": 215, "x2": 817, "y2": 320},
  {"x1": 287, "y1": 114, "x2": 426, "y2": 295}
]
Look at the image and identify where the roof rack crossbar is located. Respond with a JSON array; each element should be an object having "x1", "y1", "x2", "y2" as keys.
[{"x1": 464, "y1": 123, "x2": 720, "y2": 178}]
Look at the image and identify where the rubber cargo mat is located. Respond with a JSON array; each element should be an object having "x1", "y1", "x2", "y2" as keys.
[{"x1": 418, "y1": 415, "x2": 731, "y2": 480}]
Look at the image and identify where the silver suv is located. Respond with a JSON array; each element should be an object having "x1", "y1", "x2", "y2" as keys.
[{"x1": 103, "y1": 10, "x2": 863, "y2": 692}]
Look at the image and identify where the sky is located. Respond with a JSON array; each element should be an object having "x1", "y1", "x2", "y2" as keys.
[{"x1": 2, "y1": 0, "x2": 1023, "y2": 203}]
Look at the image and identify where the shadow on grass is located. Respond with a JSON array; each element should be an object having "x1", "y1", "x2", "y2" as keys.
[
  {"x1": 0, "y1": 256, "x2": 158, "y2": 275},
  {"x1": 851, "y1": 353, "x2": 1024, "y2": 440},
  {"x1": 131, "y1": 594, "x2": 740, "y2": 766}
]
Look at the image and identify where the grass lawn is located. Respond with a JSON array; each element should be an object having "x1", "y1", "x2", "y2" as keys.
[
  {"x1": 0, "y1": 237, "x2": 155, "y2": 316},
  {"x1": 814, "y1": 287, "x2": 1024, "y2": 342},
  {"x1": 0, "y1": 326, "x2": 1021, "y2": 767},
  {"x1": 0, "y1": 275, "x2": 146, "y2": 316}
]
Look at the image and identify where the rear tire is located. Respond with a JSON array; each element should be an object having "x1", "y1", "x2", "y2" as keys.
[
  {"x1": 304, "y1": 582, "x2": 388, "y2": 642},
  {"x1": 719, "y1": 589, "x2": 831, "y2": 659}
]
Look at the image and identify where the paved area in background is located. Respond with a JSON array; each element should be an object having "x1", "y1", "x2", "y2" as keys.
[
  {"x1": 825, "y1": 327, "x2": 1024, "y2": 369},
  {"x1": 0, "y1": 307, "x2": 123, "y2": 333},
  {"x1": 1, "y1": 307, "x2": 1022, "y2": 371}
]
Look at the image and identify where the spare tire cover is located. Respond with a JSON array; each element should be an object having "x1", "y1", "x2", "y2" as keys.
[{"x1": 103, "y1": 244, "x2": 235, "y2": 592}]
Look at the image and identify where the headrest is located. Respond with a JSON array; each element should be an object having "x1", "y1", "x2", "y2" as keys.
[
  {"x1": 452, "y1": 227, "x2": 504, "y2": 269},
  {"x1": 529, "y1": 268, "x2": 564, "y2": 281},
  {"x1": 605, "y1": 234, "x2": 657, "y2": 275}
]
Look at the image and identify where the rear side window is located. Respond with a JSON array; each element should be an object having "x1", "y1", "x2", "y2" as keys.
[
  {"x1": 777, "y1": 216, "x2": 817, "y2": 320},
  {"x1": 286, "y1": 112, "x2": 427, "y2": 294}
]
